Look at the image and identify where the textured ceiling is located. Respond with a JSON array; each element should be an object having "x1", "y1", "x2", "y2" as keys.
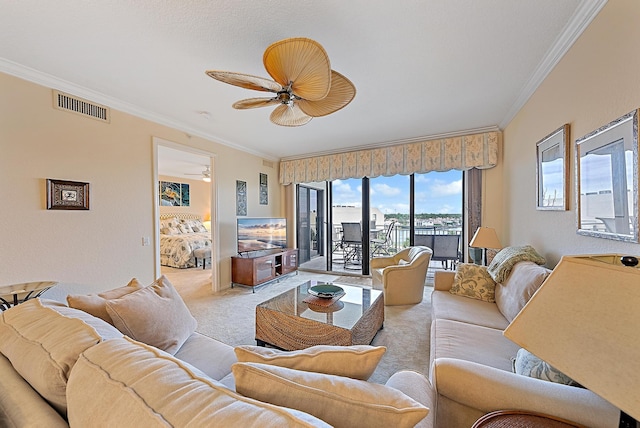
[{"x1": 0, "y1": 0, "x2": 606, "y2": 162}]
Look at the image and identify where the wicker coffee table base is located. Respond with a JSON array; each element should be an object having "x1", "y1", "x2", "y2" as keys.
[{"x1": 255, "y1": 291, "x2": 384, "y2": 350}]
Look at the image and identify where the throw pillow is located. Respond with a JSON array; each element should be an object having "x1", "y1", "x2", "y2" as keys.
[
  {"x1": 0, "y1": 299, "x2": 122, "y2": 415},
  {"x1": 487, "y1": 245, "x2": 546, "y2": 284},
  {"x1": 67, "y1": 337, "x2": 330, "y2": 427},
  {"x1": 449, "y1": 263, "x2": 497, "y2": 302},
  {"x1": 178, "y1": 223, "x2": 193, "y2": 234},
  {"x1": 66, "y1": 278, "x2": 144, "y2": 325},
  {"x1": 233, "y1": 363, "x2": 429, "y2": 428},
  {"x1": 234, "y1": 344, "x2": 386, "y2": 380},
  {"x1": 398, "y1": 259, "x2": 410, "y2": 266},
  {"x1": 494, "y1": 261, "x2": 551, "y2": 322},
  {"x1": 513, "y1": 348, "x2": 580, "y2": 386},
  {"x1": 105, "y1": 275, "x2": 197, "y2": 354}
]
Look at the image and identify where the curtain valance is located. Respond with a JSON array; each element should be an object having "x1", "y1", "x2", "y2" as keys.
[{"x1": 279, "y1": 131, "x2": 499, "y2": 185}]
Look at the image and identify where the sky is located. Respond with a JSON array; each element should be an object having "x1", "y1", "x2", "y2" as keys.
[{"x1": 331, "y1": 170, "x2": 463, "y2": 215}]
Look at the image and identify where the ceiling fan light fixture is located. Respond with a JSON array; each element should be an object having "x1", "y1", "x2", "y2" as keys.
[
  {"x1": 202, "y1": 176, "x2": 211, "y2": 183},
  {"x1": 205, "y1": 37, "x2": 355, "y2": 127}
]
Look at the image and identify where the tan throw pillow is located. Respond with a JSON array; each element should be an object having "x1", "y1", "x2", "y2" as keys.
[
  {"x1": 0, "y1": 299, "x2": 122, "y2": 415},
  {"x1": 232, "y1": 362, "x2": 429, "y2": 428},
  {"x1": 234, "y1": 345, "x2": 386, "y2": 380},
  {"x1": 67, "y1": 337, "x2": 329, "y2": 427},
  {"x1": 449, "y1": 263, "x2": 497, "y2": 302},
  {"x1": 105, "y1": 276, "x2": 197, "y2": 354},
  {"x1": 66, "y1": 278, "x2": 144, "y2": 325},
  {"x1": 494, "y1": 261, "x2": 551, "y2": 322}
]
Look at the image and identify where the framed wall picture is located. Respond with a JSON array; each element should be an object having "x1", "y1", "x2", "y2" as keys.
[
  {"x1": 536, "y1": 124, "x2": 570, "y2": 210},
  {"x1": 576, "y1": 109, "x2": 639, "y2": 242},
  {"x1": 236, "y1": 180, "x2": 247, "y2": 216},
  {"x1": 46, "y1": 179, "x2": 90, "y2": 210},
  {"x1": 159, "y1": 181, "x2": 190, "y2": 206},
  {"x1": 259, "y1": 173, "x2": 268, "y2": 205}
]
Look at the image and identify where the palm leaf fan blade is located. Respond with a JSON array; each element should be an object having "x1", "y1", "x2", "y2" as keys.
[
  {"x1": 205, "y1": 71, "x2": 282, "y2": 93},
  {"x1": 298, "y1": 70, "x2": 356, "y2": 117},
  {"x1": 263, "y1": 38, "x2": 331, "y2": 101},
  {"x1": 233, "y1": 98, "x2": 279, "y2": 109},
  {"x1": 270, "y1": 104, "x2": 312, "y2": 127}
]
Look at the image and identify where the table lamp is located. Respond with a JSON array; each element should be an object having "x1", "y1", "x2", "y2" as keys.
[
  {"x1": 504, "y1": 254, "x2": 640, "y2": 426},
  {"x1": 469, "y1": 227, "x2": 502, "y2": 265}
]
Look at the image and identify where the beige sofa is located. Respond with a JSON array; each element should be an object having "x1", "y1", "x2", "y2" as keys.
[
  {"x1": 371, "y1": 246, "x2": 433, "y2": 305},
  {"x1": 429, "y1": 261, "x2": 620, "y2": 428},
  {"x1": 0, "y1": 292, "x2": 434, "y2": 427}
]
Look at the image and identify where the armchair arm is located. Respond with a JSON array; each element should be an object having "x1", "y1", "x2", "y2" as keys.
[
  {"x1": 433, "y1": 271, "x2": 455, "y2": 291},
  {"x1": 370, "y1": 255, "x2": 397, "y2": 269},
  {"x1": 432, "y1": 358, "x2": 619, "y2": 428}
]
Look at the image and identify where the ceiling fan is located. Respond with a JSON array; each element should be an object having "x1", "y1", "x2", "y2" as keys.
[
  {"x1": 186, "y1": 166, "x2": 211, "y2": 182},
  {"x1": 206, "y1": 37, "x2": 356, "y2": 127}
]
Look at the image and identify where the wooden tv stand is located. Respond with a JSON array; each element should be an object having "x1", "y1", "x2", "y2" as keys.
[{"x1": 231, "y1": 248, "x2": 298, "y2": 291}]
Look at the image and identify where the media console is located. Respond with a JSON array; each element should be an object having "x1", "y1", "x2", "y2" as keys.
[{"x1": 231, "y1": 248, "x2": 298, "y2": 291}]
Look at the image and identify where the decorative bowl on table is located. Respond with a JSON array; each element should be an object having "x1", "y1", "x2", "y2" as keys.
[{"x1": 308, "y1": 284, "x2": 345, "y2": 299}]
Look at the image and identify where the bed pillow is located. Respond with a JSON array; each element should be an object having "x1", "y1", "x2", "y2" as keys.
[
  {"x1": 0, "y1": 299, "x2": 122, "y2": 415},
  {"x1": 178, "y1": 223, "x2": 193, "y2": 234},
  {"x1": 161, "y1": 226, "x2": 181, "y2": 235},
  {"x1": 232, "y1": 363, "x2": 429, "y2": 428},
  {"x1": 105, "y1": 275, "x2": 197, "y2": 354},
  {"x1": 234, "y1": 345, "x2": 386, "y2": 380},
  {"x1": 67, "y1": 278, "x2": 144, "y2": 325},
  {"x1": 449, "y1": 263, "x2": 496, "y2": 302}
]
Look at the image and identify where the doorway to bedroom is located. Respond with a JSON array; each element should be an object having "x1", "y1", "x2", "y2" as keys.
[{"x1": 154, "y1": 139, "x2": 218, "y2": 291}]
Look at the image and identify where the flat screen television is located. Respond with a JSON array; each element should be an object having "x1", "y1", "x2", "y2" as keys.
[{"x1": 237, "y1": 218, "x2": 287, "y2": 254}]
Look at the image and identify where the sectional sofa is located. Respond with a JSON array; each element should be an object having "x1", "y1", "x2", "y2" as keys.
[
  {"x1": 0, "y1": 276, "x2": 434, "y2": 427},
  {"x1": 429, "y1": 257, "x2": 620, "y2": 427}
]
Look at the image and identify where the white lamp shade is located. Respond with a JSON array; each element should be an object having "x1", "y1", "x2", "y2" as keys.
[
  {"x1": 504, "y1": 254, "x2": 640, "y2": 420},
  {"x1": 469, "y1": 227, "x2": 502, "y2": 249}
]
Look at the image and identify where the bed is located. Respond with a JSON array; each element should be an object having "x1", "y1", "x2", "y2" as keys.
[{"x1": 159, "y1": 213, "x2": 211, "y2": 268}]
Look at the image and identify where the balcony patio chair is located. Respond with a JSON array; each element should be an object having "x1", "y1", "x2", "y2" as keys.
[
  {"x1": 341, "y1": 222, "x2": 362, "y2": 269},
  {"x1": 371, "y1": 220, "x2": 397, "y2": 257},
  {"x1": 431, "y1": 234, "x2": 461, "y2": 270}
]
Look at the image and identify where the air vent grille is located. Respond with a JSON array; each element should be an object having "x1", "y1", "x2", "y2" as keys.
[{"x1": 53, "y1": 90, "x2": 110, "y2": 122}]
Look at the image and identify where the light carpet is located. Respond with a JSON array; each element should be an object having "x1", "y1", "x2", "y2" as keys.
[{"x1": 165, "y1": 268, "x2": 432, "y2": 384}]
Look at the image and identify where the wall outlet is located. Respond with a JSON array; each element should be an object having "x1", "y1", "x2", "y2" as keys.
[{"x1": 142, "y1": 237, "x2": 151, "y2": 246}]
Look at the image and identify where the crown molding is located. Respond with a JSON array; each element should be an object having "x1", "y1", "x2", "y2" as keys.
[
  {"x1": 0, "y1": 58, "x2": 279, "y2": 161},
  {"x1": 499, "y1": 0, "x2": 608, "y2": 129}
]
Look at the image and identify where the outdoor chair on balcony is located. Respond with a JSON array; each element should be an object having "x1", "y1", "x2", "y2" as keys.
[
  {"x1": 341, "y1": 222, "x2": 362, "y2": 269},
  {"x1": 414, "y1": 233, "x2": 460, "y2": 270},
  {"x1": 371, "y1": 220, "x2": 397, "y2": 256}
]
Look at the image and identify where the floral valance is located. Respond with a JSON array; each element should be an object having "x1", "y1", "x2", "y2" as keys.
[{"x1": 279, "y1": 131, "x2": 500, "y2": 184}]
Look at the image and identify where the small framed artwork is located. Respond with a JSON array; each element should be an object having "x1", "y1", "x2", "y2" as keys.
[
  {"x1": 536, "y1": 124, "x2": 570, "y2": 210},
  {"x1": 236, "y1": 180, "x2": 247, "y2": 216},
  {"x1": 47, "y1": 179, "x2": 90, "y2": 210},
  {"x1": 259, "y1": 173, "x2": 268, "y2": 205}
]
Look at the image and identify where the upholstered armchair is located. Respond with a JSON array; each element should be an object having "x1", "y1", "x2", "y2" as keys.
[{"x1": 371, "y1": 246, "x2": 433, "y2": 305}]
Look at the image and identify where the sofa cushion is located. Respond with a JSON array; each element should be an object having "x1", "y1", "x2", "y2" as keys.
[
  {"x1": 105, "y1": 275, "x2": 197, "y2": 354},
  {"x1": 494, "y1": 261, "x2": 551, "y2": 322},
  {"x1": 234, "y1": 344, "x2": 386, "y2": 380},
  {"x1": 66, "y1": 278, "x2": 144, "y2": 325},
  {"x1": 431, "y1": 291, "x2": 509, "y2": 330},
  {"x1": 232, "y1": 362, "x2": 429, "y2": 428},
  {"x1": 0, "y1": 299, "x2": 122, "y2": 416},
  {"x1": 487, "y1": 245, "x2": 546, "y2": 284},
  {"x1": 449, "y1": 263, "x2": 496, "y2": 302},
  {"x1": 174, "y1": 332, "x2": 237, "y2": 381},
  {"x1": 430, "y1": 319, "x2": 519, "y2": 372},
  {"x1": 67, "y1": 337, "x2": 329, "y2": 427},
  {"x1": 513, "y1": 348, "x2": 579, "y2": 386}
]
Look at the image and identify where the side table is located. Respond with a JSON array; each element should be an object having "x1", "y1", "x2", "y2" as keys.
[
  {"x1": 472, "y1": 410, "x2": 584, "y2": 428},
  {"x1": 0, "y1": 281, "x2": 58, "y2": 311}
]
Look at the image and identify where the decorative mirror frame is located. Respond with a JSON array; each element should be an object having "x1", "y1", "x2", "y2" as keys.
[
  {"x1": 536, "y1": 124, "x2": 570, "y2": 210},
  {"x1": 576, "y1": 109, "x2": 639, "y2": 242}
]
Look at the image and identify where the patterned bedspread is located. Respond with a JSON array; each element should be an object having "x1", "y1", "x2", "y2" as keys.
[{"x1": 160, "y1": 232, "x2": 211, "y2": 268}]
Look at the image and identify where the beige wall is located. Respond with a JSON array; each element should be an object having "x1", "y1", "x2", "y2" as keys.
[
  {"x1": 0, "y1": 72, "x2": 281, "y2": 294},
  {"x1": 501, "y1": 0, "x2": 640, "y2": 266}
]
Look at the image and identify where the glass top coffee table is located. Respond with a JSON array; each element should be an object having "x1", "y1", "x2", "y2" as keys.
[{"x1": 255, "y1": 280, "x2": 384, "y2": 350}]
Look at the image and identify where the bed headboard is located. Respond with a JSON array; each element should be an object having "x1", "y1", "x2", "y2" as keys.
[{"x1": 159, "y1": 213, "x2": 202, "y2": 221}]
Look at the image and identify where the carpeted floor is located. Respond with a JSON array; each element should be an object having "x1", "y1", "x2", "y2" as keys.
[{"x1": 164, "y1": 267, "x2": 432, "y2": 384}]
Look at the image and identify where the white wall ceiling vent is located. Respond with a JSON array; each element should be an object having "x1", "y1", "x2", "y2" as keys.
[
  {"x1": 262, "y1": 160, "x2": 274, "y2": 168},
  {"x1": 53, "y1": 90, "x2": 110, "y2": 123}
]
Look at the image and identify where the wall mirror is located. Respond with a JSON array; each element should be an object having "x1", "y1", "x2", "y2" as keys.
[
  {"x1": 576, "y1": 109, "x2": 639, "y2": 242},
  {"x1": 536, "y1": 124, "x2": 570, "y2": 210}
]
